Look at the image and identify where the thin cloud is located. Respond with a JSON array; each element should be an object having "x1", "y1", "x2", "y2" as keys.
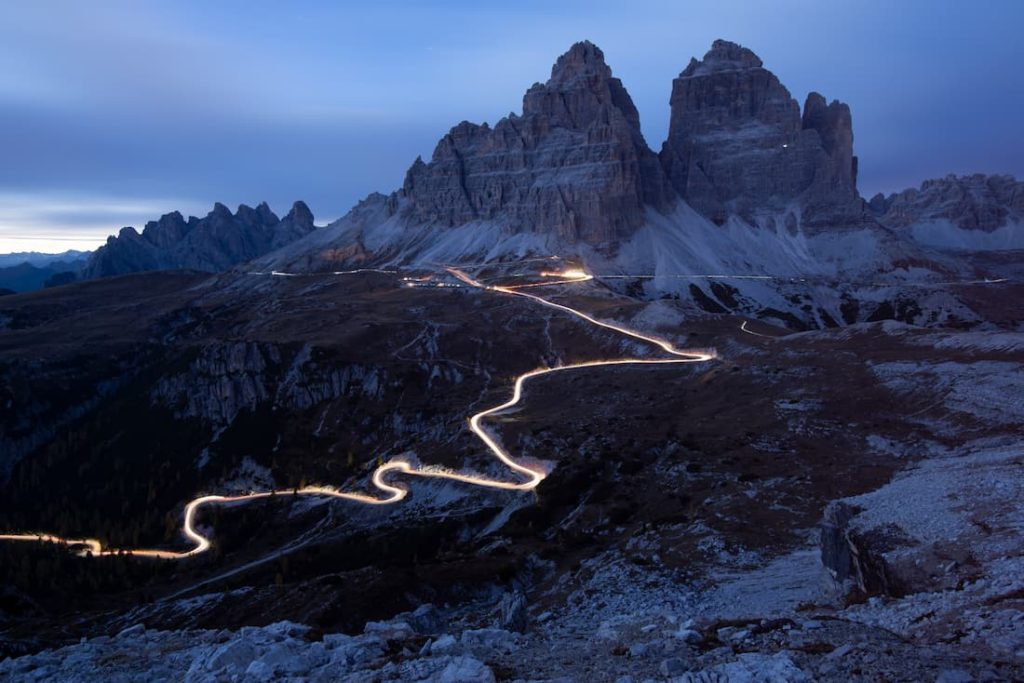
[{"x1": 0, "y1": 191, "x2": 209, "y2": 253}]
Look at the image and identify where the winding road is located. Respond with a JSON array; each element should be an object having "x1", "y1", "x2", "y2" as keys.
[{"x1": 0, "y1": 265, "x2": 714, "y2": 559}]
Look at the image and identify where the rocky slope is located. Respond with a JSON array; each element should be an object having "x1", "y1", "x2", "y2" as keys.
[
  {"x1": 2, "y1": 269, "x2": 1022, "y2": 680},
  {"x1": 84, "y1": 201, "x2": 317, "y2": 279},
  {"x1": 8, "y1": 599, "x2": 1019, "y2": 682},
  {"x1": 870, "y1": 173, "x2": 1024, "y2": 251}
]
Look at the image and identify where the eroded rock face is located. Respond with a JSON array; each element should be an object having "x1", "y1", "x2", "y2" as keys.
[
  {"x1": 870, "y1": 174, "x2": 1024, "y2": 230},
  {"x1": 659, "y1": 39, "x2": 861, "y2": 227},
  {"x1": 820, "y1": 501, "x2": 906, "y2": 597},
  {"x1": 85, "y1": 201, "x2": 316, "y2": 278},
  {"x1": 401, "y1": 41, "x2": 673, "y2": 248}
]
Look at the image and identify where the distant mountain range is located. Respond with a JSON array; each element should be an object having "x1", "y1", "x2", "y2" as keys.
[
  {"x1": 0, "y1": 202, "x2": 318, "y2": 293},
  {"x1": 0, "y1": 250, "x2": 90, "y2": 269},
  {"x1": 83, "y1": 200, "x2": 317, "y2": 279},
  {"x1": 0, "y1": 251, "x2": 90, "y2": 294},
  {"x1": 870, "y1": 173, "x2": 1024, "y2": 250}
]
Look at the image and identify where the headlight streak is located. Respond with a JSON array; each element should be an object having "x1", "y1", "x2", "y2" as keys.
[
  {"x1": 739, "y1": 320, "x2": 777, "y2": 338},
  {"x1": 1, "y1": 263, "x2": 715, "y2": 559}
]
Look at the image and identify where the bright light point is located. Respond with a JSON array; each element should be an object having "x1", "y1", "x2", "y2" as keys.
[{"x1": 541, "y1": 268, "x2": 588, "y2": 279}]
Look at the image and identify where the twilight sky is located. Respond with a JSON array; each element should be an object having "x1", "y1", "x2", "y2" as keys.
[{"x1": 1, "y1": 0, "x2": 1022, "y2": 253}]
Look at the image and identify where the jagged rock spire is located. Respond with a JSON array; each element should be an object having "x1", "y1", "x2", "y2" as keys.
[
  {"x1": 659, "y1": 39, "x2": 861, "y2": 227},
  {"x1": 401, "y1": 41, "x2": 672, "y2": 247},
  {"x1": 84, "y1": 201, "x2": 316, "y2": 278}
]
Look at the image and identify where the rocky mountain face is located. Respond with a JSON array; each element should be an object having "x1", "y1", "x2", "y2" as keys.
[
  {"x1": 401, "y1": 41, "x2": 672, "y2": 247},
  {"x1": 263, "y1": 39, "x2": 1011, "y2": 330},
  {"x1": 279, "y1": 38, "x2": 878, "y2": 278},
  {"x1": 659, "y1": 40, "x2": 862, "y2": 228},
  {"x1": 866, "y1": 174, "x2": 1024, "y2": 255},
  {"x1": 84, "y1": 201, "x2": 316, "y2": 279},
  {"x1": 399, "y1": 39, "x2": 866, "y2": 249},
  {"x1": 870, "y1": 173, "x2": 1024, "y2": 231}
]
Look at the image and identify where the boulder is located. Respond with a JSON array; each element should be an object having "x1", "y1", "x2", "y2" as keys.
[
  {"x1": 432, "y1": 656, "x2": 495, "y2": 683},
  {"x1": 204, "y1": 639, "x2": 257, "y2": 672},
  {"x1": 497, "y1": 591, "x2": 529, "y2": 632},
  {"x1": 820, "y1": 500, "x2": 907, "y2": 597},
  {"x1": 460, "y1": 628, "x2": 517, "y2": 652},
  {"x1": 660, "y1": 656, "x2": 690, "y2": 677},
  {"x1": 675, "y1": 652, "x2": 809, "y2": 682},
  {"x1": 408, "y1": 603, "x2": 447, "y2": 636},
  {"x1": 430, "y1": 634, "x2": 459, "y2": 655}
]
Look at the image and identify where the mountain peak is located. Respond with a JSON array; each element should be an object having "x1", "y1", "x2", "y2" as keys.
[
  {"x1": 236, "y1": 202, "x2": 280, "y2": 226},
  {"x1": 256, "y1": 201, "x2": 279, "y2": 224},
  {"x1": 285, "y1": 200, "x2": 314, "y2": 225},
  {"x1": 682, "y1": 39, "x2": 764, "y2": 77},
  {"x1": 400, "y1": 40, "x2": 672, "y2": 246},
  {"x1": 158, "y1": 210, "x2": 185, "y2": 224},
  {"x1": 211, "y1": 202, "x2": 233, "y2": 219},
  {"x1": 522, "y1": 39, "x2": 634, "y2": 129},
  {"x1": 548, "y1": 40, "x2": 610, "y2": 83}
]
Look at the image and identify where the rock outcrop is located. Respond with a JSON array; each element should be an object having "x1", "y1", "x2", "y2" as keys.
[
  {"x1": 84, "y1": 201, "x2": 316, "y2": 279},
  {"x1": 401, "y1": 41, "x2": 673, "y2": 248},
  {"x1": 820, "y1": 501, "x2": 905, "y2": 597},
  {"x1": 659, "y1": 39, "x2": 861, "y2": 227},
  {"x1": 870, "y1": 173, "x2": 1024, "y2": 231}
]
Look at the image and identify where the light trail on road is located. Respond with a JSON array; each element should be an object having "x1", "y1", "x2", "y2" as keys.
[
  {"x1": 739, "y1": 320, "x2": 778, "y2": 339},
  {"x1": 1, "y1": 264, "x2": 714, "y2": 559}
]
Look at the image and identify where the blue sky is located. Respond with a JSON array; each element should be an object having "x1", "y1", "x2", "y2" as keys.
[{"x1": 1, "y1": 0, "x2": 1022, "y2": 253}]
